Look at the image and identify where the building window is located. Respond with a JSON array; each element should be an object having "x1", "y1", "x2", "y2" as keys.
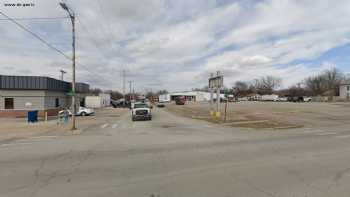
[
  {"x1": 4, "y1": 98, "x2": 14, "y2": 109},
  {"x1": 55, "y1": 98, "x2": 60, "y2": 108},
  {"x1": 347, "y1": 86, "x2": 350, "y2": 91}
]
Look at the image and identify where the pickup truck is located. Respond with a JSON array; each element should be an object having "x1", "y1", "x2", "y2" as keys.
[{"x1": 131, "y1": 102, "x2": 152, "y2": 121}]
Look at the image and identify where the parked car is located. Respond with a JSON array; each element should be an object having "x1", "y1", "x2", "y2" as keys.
[
  {"x1": 175, "y1": 96, "x2": 186, "y2": 105},
  {"x1": 303, "y1": 97, "x2": 312, "y2": 102},
  {"x1": 278, "y1": 97, "x2": 288, "y2": 102},
  {"x1": 131, "y1": 102, "x2": 152, "y2": 121},
  {"x1": 157, "y1": 102, "x2": 165, "y2": 108},
  {"x1": 287, "y1": 96, "x2": 304, "y2": 102},
  {"x1": 59, "y1": 107, "x2": 94, "y2": 116},
  {"x1": 111, "y1": 98, "x2": 127, "y2": 108}
]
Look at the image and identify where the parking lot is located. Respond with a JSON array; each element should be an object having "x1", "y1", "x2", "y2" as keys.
[{"x1": 165, "y1": 101, "x2": 350, "y2": 130}]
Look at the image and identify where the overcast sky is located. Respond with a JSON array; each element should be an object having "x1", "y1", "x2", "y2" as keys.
[{"x1": 1, "y1": 0, "x2": 350, "y2": 92}]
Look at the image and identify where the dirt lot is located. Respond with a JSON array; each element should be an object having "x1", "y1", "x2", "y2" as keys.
[
  {"x1": 0, "y1": 107, "x2": 128, "y2": 142},
  {"x1": 165, "y1": 101, "x2": 350, "y2": 129}
]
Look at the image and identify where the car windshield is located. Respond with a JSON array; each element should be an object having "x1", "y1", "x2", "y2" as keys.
[{"x1": 134, "y1": 103, "x2": 148, "y2": 108}]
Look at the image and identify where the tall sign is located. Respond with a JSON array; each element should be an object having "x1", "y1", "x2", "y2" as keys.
[{"x1": 209, "y1": 71, "x2": 223, "y2": 118}]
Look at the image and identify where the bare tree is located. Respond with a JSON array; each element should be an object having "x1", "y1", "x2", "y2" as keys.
[
  {"x1": 232, "y1": 81, "x2": 249, "y2": 97},
  {"x1": 104, "y1": 90, "x2": 123, "y2": 100},
  {"x1": 250, "y1": 76, "x2": 282, "y2": 95},
  {"x1": 156, "y1": 90, "x2": 169, "y2": 95},
  {"x1": 88, "y1": 88, "x2": 102, "y2": 96},
  {"x1": 304, "y1": 68, "x2": 344, "y2": 96}
]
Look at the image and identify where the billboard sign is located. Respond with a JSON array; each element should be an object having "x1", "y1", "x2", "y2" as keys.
[{"x1": 209, "y1": 75, "x2": 223, "y2": 89}]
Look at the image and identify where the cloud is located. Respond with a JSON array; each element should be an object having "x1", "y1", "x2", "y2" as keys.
[{"x1": 0, "y1": 0, "x2": 350, "y2": 92}]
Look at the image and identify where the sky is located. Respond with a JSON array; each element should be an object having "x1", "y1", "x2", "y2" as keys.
[{"x1": 0, "y1": 0, "x2": 350, "y2": 92}]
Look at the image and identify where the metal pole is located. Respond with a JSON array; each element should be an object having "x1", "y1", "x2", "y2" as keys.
[
  {"x1": 128, "y1": 81, "x2": 132, "y2": 101},
  {"x1": 59, "y1": 2, "x2": 76, "y2": 130},
  {"x1": 60, "y1": 69, "x2": 66, "y2": 81},
  {"x1": 209, "y1": 73, "x2": 214, "y2": 116},
  {"x1": 123, "y1": 70, "x2": 125, "y2": 106},
  {"x1": 71, "y1": 14, "x2": 76, "y2": 130},
  {"x1": 224, "y1": 99, "x2": 228, "y2": 122},
  {"x1": 216, "y1": 87, "x2": 220, "y2": 116}
]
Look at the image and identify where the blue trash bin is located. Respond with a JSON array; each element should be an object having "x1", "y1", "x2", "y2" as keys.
[{"x1": 28, "y1": 110, "x2": 38, "y2": 123}]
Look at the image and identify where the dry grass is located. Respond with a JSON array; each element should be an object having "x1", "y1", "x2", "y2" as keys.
[{"x1": 165, "y1": 101, "x2": 350, "y2": 130}]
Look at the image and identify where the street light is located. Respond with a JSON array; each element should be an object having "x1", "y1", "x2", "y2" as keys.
[
  {"x1": 60, "y1": 2, "x2": 76, "y2": 130},
  {"x1": 59, "y1": 69, "x2": 67, "y2": 81}
]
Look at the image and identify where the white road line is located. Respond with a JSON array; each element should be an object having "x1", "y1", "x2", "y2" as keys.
[
  {"x1": 1, "y1": 143, "x2": 32, "y2": 147},
  {"x1": 303, "y1": 129, "x2": 324, "y2": 133},
  {"x1": 101, "y1": 123, "x2": 109, "y2": 129},
  {"x1": 317, "y1": 132, "x2": 337, "y2": 136},
  {"x1": 29, "y1": 136, "x2": 57, "y2": 139},
  {"x1": 335, "y1": 135, "x2": 350, "y2": 138},
  {"x1": 112, "y1": 124, "x2": 118, "y2": 129}
]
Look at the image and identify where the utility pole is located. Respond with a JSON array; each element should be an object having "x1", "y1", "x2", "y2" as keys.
[
  {"x1": 122, "y1": 70, "x2": 126, "y2": 106},
  {"x1": 59, "y1": 69, "x2": 66, "y2": 81},
  {"x1": 128, "y1": 80, "x2": 133, "y2": 101},
  {"x1": 216, "y1": 71, "x2": 221, "y2": 117},
  {"x1": 60, "y1": 2, "x2": 76, "y2": 130},
  {"x1": 209, "y1": 73, "x2": 214, "y2": 116}
]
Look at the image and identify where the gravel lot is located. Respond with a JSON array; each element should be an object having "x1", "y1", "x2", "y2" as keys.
[{"x1": 165, "y1": 101, "x2": 350, "y2": 129}]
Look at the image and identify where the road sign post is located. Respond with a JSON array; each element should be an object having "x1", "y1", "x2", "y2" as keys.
[{"x1": 209, "y1": 71, "x2": 223, "y2": 119}]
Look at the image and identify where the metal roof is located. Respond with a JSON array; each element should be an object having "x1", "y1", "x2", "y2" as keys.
[{"x1": 0, "y1": 75, "x2": 89, "y2": 93}]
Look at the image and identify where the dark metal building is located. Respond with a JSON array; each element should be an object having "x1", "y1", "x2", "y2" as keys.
[{"x1": 0, "y1": 75, "x2": 90, "y2": 118}]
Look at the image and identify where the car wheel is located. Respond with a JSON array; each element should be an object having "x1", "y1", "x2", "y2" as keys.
[{"x1": 81, "y1": 112, "x2": 86, "y2": 116}]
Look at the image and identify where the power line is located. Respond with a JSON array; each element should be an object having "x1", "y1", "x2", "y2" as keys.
[
  {"x1": 0, "y1": 16, "x2": 69, "y2": 21},
  {"x1": 0, "y1": 11, "x2": 71, "y2": 60},
  {"x1": 0, "y1": 10, "x2": 116, "y2": 87},
  {"x1": 0, "y1": 11, "x2": 107, "y2": 81}
]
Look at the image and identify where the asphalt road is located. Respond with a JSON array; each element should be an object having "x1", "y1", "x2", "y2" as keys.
[{"x1": 1, "y1": 107, "x2": 350, "y2": 197}]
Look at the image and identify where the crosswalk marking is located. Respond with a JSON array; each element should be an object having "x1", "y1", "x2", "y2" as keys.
[
  {"x1": 317, "y1": 132, "x2": 337, "y2": 136},
  {"x1": 335, "y1": 135, "x2": 350, "y2": 138},
  {"x1": 101, "y1": 123, "x2": 109, "y2": 129},
  {"x1": 1, "y1": 143, "x2": 32, "y2": 147},
  {"x1": 30, "y1": 136, "x2": 57, "y2": 139},
  {"x1": 303, "y1": 129, "x2": 324, "y2": 133}
]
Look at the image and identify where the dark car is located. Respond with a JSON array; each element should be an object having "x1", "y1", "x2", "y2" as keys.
[{"x1": 175, "y1": 96, "x2": 186, "y2": 105}]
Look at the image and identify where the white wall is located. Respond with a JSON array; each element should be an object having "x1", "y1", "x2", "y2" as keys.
[
  {"x1": 0, "y1": 90, "x2": 45, "y2": 110},
  {"x1": 159, "y1": 94, "x2": 171, "y2": 102},
  {"x1": 99, "y1": 93, "x2": 111, "y2": 107},
  {"x1": 85, "y1": 96, "x2": 101, "y2": 108},
  {"x1": 85, "y1": 93, "x2": 111, "y2": 108},
  {"x1": 340, "y1": 85, "x2": 350, "y2": 99}
]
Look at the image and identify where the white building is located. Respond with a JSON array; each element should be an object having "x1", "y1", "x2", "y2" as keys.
[
  {"x1": 340, "y1": 83, "x2": 350, "y2": 100},
  {"x1": 85, "y1": 93, "x2": 111, "y2": 108},
  {"x1": 159, "y1": 91, "x2": 226, "y2": 102},
  {"x1": 261, "y1": 94, "x2": 279, "y2": 101}
]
